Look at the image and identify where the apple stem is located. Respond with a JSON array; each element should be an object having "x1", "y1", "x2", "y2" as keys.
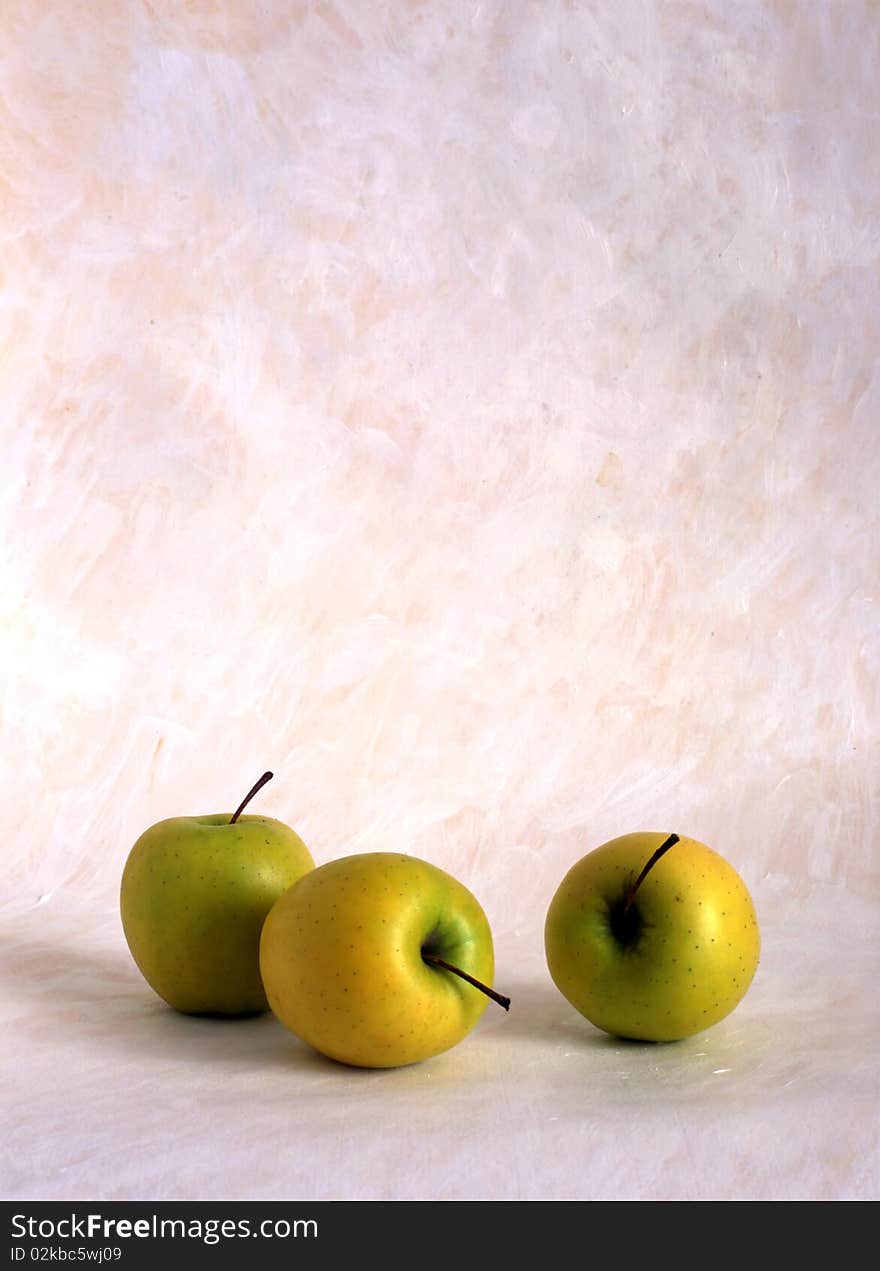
[
  {"x1": 623, "y1": 833, "x2": 680, "y2": 914},
  {"x1": 422, "y1": 953, "x2": 511, "y2": 1011},
  {"x1": 229, "y1": 771, "x2": 274, "y2": 825}
]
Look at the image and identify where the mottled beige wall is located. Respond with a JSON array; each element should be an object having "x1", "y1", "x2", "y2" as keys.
[{"x1": 3, "y1": 1, "x2": 877, "y2": 925}]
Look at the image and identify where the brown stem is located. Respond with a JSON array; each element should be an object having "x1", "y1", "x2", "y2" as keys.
[
  {"x1": 422, "y1": 953, "x2": 511, "y2": 1011},
  {"x1": 623, "y1": 833, "x2": 680, "y2": 914},
  {"x1": 229, "y1": 771, "x2": 274, "y2": 825}
]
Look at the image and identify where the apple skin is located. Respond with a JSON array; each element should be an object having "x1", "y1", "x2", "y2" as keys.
[
  {"x1": 120, "y1": 813, "x2": 314, "y2": 1016},
  {"x1": 544, "y1": 832, "x2": 760, "y2": 1042},
  {"x1": 259, "y1": 852, "x2": 497, "y2": 1068}
]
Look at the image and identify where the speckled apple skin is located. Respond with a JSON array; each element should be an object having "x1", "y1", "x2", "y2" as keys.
[
  {"x1": 545, "y1": 832, "x2": 760, "y2": 1042},
  {"x1": 260, "y1": 852, "x2": 495, "y2": 1068},
  {"x1": 120, "y1": 813, "x2": 314, "y2": 1015}
]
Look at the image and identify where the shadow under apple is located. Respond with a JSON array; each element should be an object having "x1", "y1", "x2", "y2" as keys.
[
  {"x1": 486, "y1": 974, "x2": 771, "y2": 1062},
  {"x1": 0, "y1": 925, "x2": 326, "y2": 1075},
  {"x1": 483, "y1": 976, "x2": 624, "y2": 1049}
]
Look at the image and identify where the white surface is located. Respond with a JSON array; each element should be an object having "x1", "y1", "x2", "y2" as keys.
[
  {"x1": 2, "y1": 0, "x2": 878, "y2": 1200},
  {"x1": 3, "y1": 878, "x2": 877, "y2": 1200}
]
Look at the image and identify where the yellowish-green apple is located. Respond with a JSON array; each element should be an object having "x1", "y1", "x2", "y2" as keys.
[
  {"x1": 120, "y1": 772, "x2": 314, "y2": 1015},
  {"x1": 544, "y1": 832, "x2": 760, "y2": 1041},
  {"x1": 259, "y1": 852, "x2": 509, "y2": 1068}
]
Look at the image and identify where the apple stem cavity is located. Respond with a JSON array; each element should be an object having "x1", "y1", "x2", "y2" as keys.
[
  {"x1": 422, "y1": 953, "x2": 511, "y2": 1011},
  {"x1": 229, "y1": 771, "x2": 274, "y2": 825},
  {"x1": 623, "y1": 832, "x2": 681, "y2": 915}
]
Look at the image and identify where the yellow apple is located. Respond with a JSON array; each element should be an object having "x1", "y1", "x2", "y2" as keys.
[
  {"x1": 544, "y1": 832, "x2": 760, "y2": 1041},
  {"x1": 120, "y1": 772, "x2": 314, "y2": 1015},
  {"x1": 259, "y1": 852, "x2": 508, "y2": 1068}
]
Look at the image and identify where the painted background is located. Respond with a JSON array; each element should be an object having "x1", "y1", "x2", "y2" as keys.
[{"x1": 3, "y1": 0, "x2": 877, "y2": 1200}]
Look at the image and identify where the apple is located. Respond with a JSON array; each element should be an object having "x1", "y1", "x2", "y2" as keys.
[
  {"x1": 544, "y1": 832, "x2": 760, "y2": 1041},
  {"x1": 259, "y1": 851, "x2": 509, "y2": 1068},
  {"x1": 120, "y1": 772, "x2": 314, "y2": 1015}
]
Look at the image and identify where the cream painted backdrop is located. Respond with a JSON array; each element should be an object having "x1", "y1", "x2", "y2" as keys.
[{"x1": 2, "y1": 1, "x2": 877, "y2": 1200}]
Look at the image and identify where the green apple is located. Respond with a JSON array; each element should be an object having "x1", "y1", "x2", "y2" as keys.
[
  {"x1": 120, "y1": 772, "x2": 314, "y2": 1015},
  {"x1": 544, "y1": 831, "x2": 760, "y2": 1041},
  {"x1": 259, "y1": 851, "x2": 509, "y2": 1068}
]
